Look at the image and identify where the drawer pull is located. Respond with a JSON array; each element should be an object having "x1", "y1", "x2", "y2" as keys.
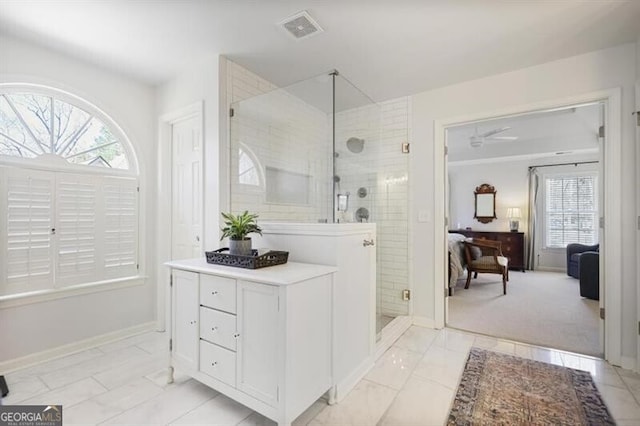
[
  {"x1": 233, "y1": 333, "x2": 240, "y2": 338},
  {"x1": 211, "y1": 361, "x2": 217, "y2": 366},
  {"x1": 211, "y1": 291, "x2": 219, "y2": 295},
  {"x1": 211, "y1": 326, "x2": 218, "y2": 332}
]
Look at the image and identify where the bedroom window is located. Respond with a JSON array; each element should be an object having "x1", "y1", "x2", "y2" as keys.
[
  {"x1": 0, "y1": 85, "x2": 139, "y2": 298},
  {"x1": 544, "y1": 173, "x2": 598, "y2": 249}
]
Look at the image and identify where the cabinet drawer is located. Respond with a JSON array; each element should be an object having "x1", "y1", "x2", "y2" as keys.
[
  {"x1": 200, "y1": 340, "x2": 236, "y2": 387},
  {"x1": 200, "y1": 306, "x2": 237, "y2": 351},
  {"x1": 200, "y1": 274, "x2": 236, "y2": 313}
]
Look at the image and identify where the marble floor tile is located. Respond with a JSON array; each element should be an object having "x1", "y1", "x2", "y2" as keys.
[
  {"x1": 561, "y1": 353, "x2": 626, "y2": 388},
  {"x1": 309, "y1": 379, "x2": 396, "y2": 426},
  {"x1": 63, "y1": 377, "x2": 164, "y2": 425},
  {"x1": 171, "y1": 394, "x2": 252, "y2": 425},
  {"x1": 379, "y1": 375, "x2": 455, "y2": 426},
  {"x1": 102, "y1": 379, "x2": 218, "y2": 425},
  {"x1": 97, "y1": 331, "x2": 163, "y2": 354},
  {"x1": 392, "y1": 326, "x2": 439, "y2": 354},
  {"x1": 136, "y1": 334, "x2": 170, "y2": 355},
  {"x1": 6, "y1": 348, "x2": 104, "y2": 382},
  {"x1": 432, "y1": 328, "x2": 475, "y2": 353},
  {"x1": 412, "y1": 346, "x2": 468, "y2": 390},
  {"x1": 596, "y1": 383, "x2": 640, "y2": 422},
  {"x1": 514, "y1": 344, "x2": 564, "y2": 366},
  {"x1": 620, "y1": 375, "x2": 640, "y2": 404},
  {"x1": 93, "y1": 352, "x2": 167, "y2": 390},
  {"x1": 2, "y1": 375, "x2": 50, "y2": 404},
  {"x1": 145, "y1": 367, "x2": 191, "y2": 388},
  {"x1": 292, "y1": 400, "x2": 328, "y2": 426},
  {"x1": 473, "y1": 336, "x2": 516, "y2": 354},
  {"x1": 616, "y1": 366, "x2": 640, "y2": 380},
  {"x1": 237, "y1": 412, "x2": 277, "y2": 426},
  {"x1": 364, "y1": 346, "x2": 422, "y2": 390},
  {"x1": 20, "y1": 377, "x2": 107, "y2": 407},
  {"x1": 39, "y1": 346, "x2": 150, "y2": 389}
]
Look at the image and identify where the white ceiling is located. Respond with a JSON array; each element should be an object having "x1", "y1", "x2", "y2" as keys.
[
  {"x1": 447, "y1": 103, "x2": 601, "y2": 163},
  {"x1": 0, "y1": 1, "x2": 639, "y2": 102}
]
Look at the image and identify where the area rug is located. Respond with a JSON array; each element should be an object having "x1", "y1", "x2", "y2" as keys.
[{"x1": 448, "y1": 348, "x2": 615, "y2": 425}]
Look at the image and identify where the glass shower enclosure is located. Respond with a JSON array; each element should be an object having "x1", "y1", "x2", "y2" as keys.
[{"x1": 228, "y1": 70, "x2": 409, "y2": 336}]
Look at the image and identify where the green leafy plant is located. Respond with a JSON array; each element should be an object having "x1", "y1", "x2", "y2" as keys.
[{"x1": 220, "y1": 211, "x2": 262, "y2": 241}]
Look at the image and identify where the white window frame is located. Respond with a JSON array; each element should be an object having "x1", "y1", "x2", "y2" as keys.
[
  {"x1": 0, "y1": 84, "x2": 142, "y2": 306},
  {"x1": 542, "y1": 170, "x2": 599, "y2": 249}
]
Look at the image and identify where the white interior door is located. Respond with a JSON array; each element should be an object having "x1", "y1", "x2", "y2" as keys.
[
  {"x1": 598, "y1": 102, "x2": 606, "y2": 355},
  {"x1": 171, "y1": 116, "x2": 203, "y2": 260}
]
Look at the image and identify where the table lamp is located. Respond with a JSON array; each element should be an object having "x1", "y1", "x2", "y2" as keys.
[{"x1": 507, "y1": 207, "x2": 522, "y2": 232}]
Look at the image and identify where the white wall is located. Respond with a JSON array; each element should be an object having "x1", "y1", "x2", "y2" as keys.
[
  {"x1": 0, "y1": 35, "x2": 157, "y2": 362},
  {"x1": 411, "y1": 43, "x2": 637, "y2": 360}
]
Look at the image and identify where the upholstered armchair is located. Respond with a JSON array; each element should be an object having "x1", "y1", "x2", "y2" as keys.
[
  {"x1": 566, "y1": 243, "x2": 599, "y2": 278},
  {"x1": 463, "y1": 239, "x2": 509, "y2": 295},
  {"x1": 579, "y1": 252, "x2": 599, "y2": 300}
]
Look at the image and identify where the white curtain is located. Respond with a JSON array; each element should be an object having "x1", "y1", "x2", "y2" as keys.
[{"x1": 526, "y1": 168, "x2": 540, "y2": 270}]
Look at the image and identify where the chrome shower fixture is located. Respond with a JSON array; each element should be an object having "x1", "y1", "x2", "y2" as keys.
[{"x1": 346, "y1": 137, "x2": 365, "y2": 153}]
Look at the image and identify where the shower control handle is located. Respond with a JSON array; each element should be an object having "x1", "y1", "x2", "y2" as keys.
[{"x1": 363, "y1": 239, "x2": 375, "y2": 247}]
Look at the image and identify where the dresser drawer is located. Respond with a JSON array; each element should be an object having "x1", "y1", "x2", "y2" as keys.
[
  {"x1": 200, "y1": 306, "x2": 237, "y2": 351},
  {"x1": 200, "y1": 340, "x2": 236, "y2": 387},
  {"x1": 200, "y1": 274, "x2": 236, "y2": 313}
]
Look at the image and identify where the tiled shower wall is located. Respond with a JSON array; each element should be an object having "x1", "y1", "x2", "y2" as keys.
[
  {"x1": 227, "y1": 60, "x2": 410, "y2": 317},
  {"x1": 335, "y1": 98, "x2": 410, "y2": 317},
  {"x1": 227, "y1": 61, "x2": 331, "y2": 222}
]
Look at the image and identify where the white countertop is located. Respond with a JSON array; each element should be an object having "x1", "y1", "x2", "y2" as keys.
[{"x1": 165, "y1": 258, "x2": 337, "y2": 286}]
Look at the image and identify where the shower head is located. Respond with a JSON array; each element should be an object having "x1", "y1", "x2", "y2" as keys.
[{"x1": 346, "y1": 137, "x2": 365, "y2": 153}]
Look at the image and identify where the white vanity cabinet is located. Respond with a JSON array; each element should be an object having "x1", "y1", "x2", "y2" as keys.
[{"x1": 166, "y1": 258, "x2": 337, "y2": 426}]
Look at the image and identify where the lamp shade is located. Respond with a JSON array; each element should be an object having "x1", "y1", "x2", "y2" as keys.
[{"x1": 506, "y1": 207, "x2": 522, "y2": 219}]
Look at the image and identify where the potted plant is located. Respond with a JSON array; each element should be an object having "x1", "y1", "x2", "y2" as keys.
[{"x1": 220, "y1": 211, "x2": 262, "y2": 256}]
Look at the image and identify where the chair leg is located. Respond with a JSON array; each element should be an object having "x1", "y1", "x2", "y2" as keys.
[
  {"x1": 474, "y1": 271, "x2": 478, "y2": 279},
  {"x1": 465, "y1": 269, "x2": 472, "y2": 289},
  {"x1": 502, "y1": 268, "x2": 507, "y2": 295}
]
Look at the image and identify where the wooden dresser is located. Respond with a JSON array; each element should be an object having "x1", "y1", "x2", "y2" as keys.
[{"x1": 449, "y1": 230, "x2": 526, "y2": 271}]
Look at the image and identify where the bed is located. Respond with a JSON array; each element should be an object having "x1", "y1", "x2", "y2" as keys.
[{"x1": 448, "y1": 233, "x2": 467, "y2": 293}]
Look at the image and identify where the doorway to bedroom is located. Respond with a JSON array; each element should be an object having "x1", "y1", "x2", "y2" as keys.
[{"x1": 444, "y1": 102, "x2": 604, "y2": 358}]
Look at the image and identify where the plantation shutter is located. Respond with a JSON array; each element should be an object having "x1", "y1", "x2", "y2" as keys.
[
  {"x1": 545, "y1": 174, "x2": 597, "y2": 248},
  {"x1": 2, "y1": 168, "x2": 55, "y2": 295},
  {"x1": 55, "y1": 174, "x2": 98, "y2": 285},
  {"x1": 0, "y1": 166, "x2": 139, "y2": 296},
  {"x1": 102, "y1": 177, "x2": 138, "y2": 278}
]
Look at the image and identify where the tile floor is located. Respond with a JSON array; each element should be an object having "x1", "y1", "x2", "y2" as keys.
[{"x1": 3, "y1": 326, "x2": 640, "y2": 425}]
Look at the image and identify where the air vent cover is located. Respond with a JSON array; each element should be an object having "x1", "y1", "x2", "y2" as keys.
[{"x1": 279, "y1": 11, "x2": 323, "y2": 40}]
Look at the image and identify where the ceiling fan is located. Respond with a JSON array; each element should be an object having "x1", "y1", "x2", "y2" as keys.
[{"x1": 470, "y1": 126, "x2": 518, "y2": 147}]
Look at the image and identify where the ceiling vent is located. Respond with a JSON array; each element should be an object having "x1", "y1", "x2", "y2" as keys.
[{"x1": 279, "y1": 11, "x2": 323, "y2": 40}]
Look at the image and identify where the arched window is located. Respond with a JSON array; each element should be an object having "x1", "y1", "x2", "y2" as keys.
[
  {"x1": 0, "y1": 85, "x2": 139, "y2": 297},
  {"x1": 238, "y1": 144, "x2": 262, "y2": 187}
]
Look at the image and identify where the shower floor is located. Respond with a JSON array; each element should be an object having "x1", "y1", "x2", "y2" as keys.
[{"x1": 376, "y1": 314, "x2": 395, "y2": 334}]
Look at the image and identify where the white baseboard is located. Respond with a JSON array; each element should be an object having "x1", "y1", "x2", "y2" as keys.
[
  {"x1": 333, "y1": 357, "x2": 374, "y2": 403},
  {"x1": 620, "y1": 355, "x2": 637, "y2": 372},
  {"x1": 0, "y1": 321, "x2": 157, "y2": 373},
  {"x1": 412, "y1": 316, "x2": 437, "y2": 329},
  {"x1": 374, "y1": 316, "x2": 412, "y2": 360}
]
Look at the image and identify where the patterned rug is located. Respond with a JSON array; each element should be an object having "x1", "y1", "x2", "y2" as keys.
[{"x1": 448, "y1": 348, "x2": 615, "y2": 425}]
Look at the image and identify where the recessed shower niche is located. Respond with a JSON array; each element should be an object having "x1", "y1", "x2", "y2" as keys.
[{"x1": 228, "y1": 64, "x2": 410, "y2": 335}]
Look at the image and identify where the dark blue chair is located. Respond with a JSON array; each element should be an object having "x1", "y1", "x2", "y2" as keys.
[
  {"x1": 566, "y1": 243, "x2": 599, "y2": 278},
  {"x1": 579, "y1": 251, "x2": 599, "y2": 300}
]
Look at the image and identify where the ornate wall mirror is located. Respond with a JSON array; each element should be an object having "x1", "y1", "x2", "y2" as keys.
[{"x1": 474, "y1": 183, "x2": 497, "y2": 223}]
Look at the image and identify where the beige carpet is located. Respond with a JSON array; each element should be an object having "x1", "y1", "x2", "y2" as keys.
[{"x1": 448, "y1": 270, "x2": 601, "y2": 357}]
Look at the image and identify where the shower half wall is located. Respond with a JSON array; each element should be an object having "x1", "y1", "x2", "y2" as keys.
[{"x1": 226, "y1": 60, "x2": 410, "y2": 325}]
